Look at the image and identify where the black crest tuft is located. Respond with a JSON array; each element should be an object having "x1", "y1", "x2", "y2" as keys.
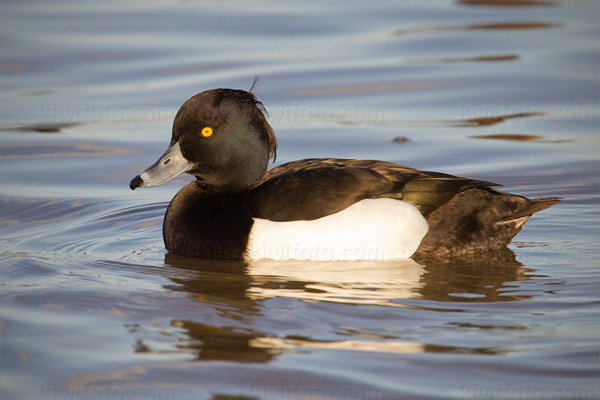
[{"x1": 246, "y1": 77, "x2": 277, "y2": 161}]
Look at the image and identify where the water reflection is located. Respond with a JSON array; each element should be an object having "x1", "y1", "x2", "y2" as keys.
[
  {"x1": 407, "y1": 54, "x2": 519, "y2": 64},
  {"x1": 134, "y1": 249, "x2": 531, "y2": 362},
  {"x1": 0, "y1": 142, "x2": 133, "y2": 159},
  {"x1": 457, "y1": 0, "x2": 556, "y2": 7},
  {"x1": 0, "y1": 122, "x2": 79, "y2": 133},
  {"x1": 1, "y1": 0, "x2": 596, "y2": 396},
  {"x1": 163, "y1": 254, "x2": 428, "y2": 308},
  {"x1": 140, "y1": 256, "x2": 276, "y2": 363},
  {"x1": 170, "y1": 320, "x2": 275, "y2": 363},
  {"x1": 164, "y1": 255, "x2": 253, "y2": 302},
  {"x1": 164, "y1": 248, "x2": 530, "y2": 307},
  {"x1": 250, "y1": 336, "x2": 499, "y2": 355},
  {"x1": 246, "y1": 259, "x2": 424, "y2": 305},
  {"x1": 415, "y1": 248, "x2": 533, "y2": 302},
  {"x1": 293, "y1": 82, "x2": 441, "y2": 96},
  {"x1": 393, "y1": 21, "x2": 560, "y2": 36},
  {"x1": 454, "y1": 112, "x2": 546, "y2": 127},
  {"x1": 377, "y1": 111, "x2": 547, "y2": 128},
  {"x1": 469, "y1": 133, "x2": 572, "y2": 143}
]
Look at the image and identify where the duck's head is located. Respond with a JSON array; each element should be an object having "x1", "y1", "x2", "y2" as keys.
[{"x1": 130, "y1": 88, "x2": 277, "y2": 193}]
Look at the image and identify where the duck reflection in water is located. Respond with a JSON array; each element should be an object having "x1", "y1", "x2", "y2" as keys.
[{"x1": 127, "y1": 250, "x2": 533, "y2": 362}]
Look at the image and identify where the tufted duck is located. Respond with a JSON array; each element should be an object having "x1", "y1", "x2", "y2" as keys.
[{"x1": 130, "y1": 87, "x2": 559, "y2": 261}]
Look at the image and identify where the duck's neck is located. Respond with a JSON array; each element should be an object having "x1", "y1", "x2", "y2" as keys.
[
  {"x1": 163, "y1": 181, "x2": 254, "y2": 258},
  {"x1": 191, "y1": 150, "x2": 268, "y2": 196},
  {"x1": 195, "y1": 164, "x2": 264, "y2": 195}
]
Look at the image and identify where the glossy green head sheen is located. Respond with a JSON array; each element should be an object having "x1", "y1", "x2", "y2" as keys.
[{"x1": 130, "y1": 89, "x2": 277, "y2": 194}]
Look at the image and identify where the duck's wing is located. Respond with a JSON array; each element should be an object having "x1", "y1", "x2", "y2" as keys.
[{"x1": 249, "y1": 158, "x2": 498, "y2": 221}]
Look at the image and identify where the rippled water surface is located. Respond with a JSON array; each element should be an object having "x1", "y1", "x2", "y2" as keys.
[{"x1": 1, "y1": 0, "x2": 599, "y2": 399}]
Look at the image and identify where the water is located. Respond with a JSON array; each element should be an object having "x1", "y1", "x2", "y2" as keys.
[{"x1": 1, "y1": 0, "x2": 599, "y2": 399}]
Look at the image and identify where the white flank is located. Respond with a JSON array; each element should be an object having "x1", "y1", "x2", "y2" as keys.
[{"x1": 246, "y1": 198, "x2": 429, "y2": 261}]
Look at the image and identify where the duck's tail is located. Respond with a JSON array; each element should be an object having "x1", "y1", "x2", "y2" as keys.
[
  {"x1": 413, "y1": 189, "x2": 560, "y2": 259},
  {"x1": 504, "y1": 197, "x2": 561, "y2": 220}
]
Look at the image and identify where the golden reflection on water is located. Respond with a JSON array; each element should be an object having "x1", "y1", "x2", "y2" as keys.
[
  {"x1": 464, "y1": 22, "x2": 560, "y2": 30},
  {"x1": 471, "y1": 134, "x2": 541, "y2": 141},
  {"x1": 250, "y1": 337, "x2": 500, "y2": 355},
  {"x1": 393, "y1": 21, "x2": 560, "y2": 36},
  {"x1": 469, "y1": 133, "x2": 573, "y2": 143},
  {"x1": 456, "y1": 112, "x2": 547, "y2": 127},
  {"x1": 63, "y1": 364, "x2": 182, "y2": 392},
  {"x1": 0, "y1": 217, "x2": 21, "y2": 226},
  {"x1": 407, "y1": 54, "x2": 519, "y2": 64},
  {"x1": 41, "y1": 304, "x2": 68, "y2": 311},
  {"x1": 250, "y1": 337, "x2": 426, "y2": 354},
  {"x1": 376, "y1": 111, "x2": 549, "y2": 129},
  {"x1": 0, "y1": 142, "x2": 134, "y2": 159},
  {"x1": 0, "y1": 63, "x2": 28, "y2": 72}
]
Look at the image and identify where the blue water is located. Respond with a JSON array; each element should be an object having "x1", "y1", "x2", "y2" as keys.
[{"x1": 1, "y1": 0, "x2": 599, "y2": 399}]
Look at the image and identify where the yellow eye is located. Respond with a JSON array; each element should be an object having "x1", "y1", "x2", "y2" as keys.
[{"x1": 201, "y1": 127, "x2": 213, "y2": 137}]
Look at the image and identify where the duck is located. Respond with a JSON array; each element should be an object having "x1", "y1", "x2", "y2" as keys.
[{"x1": 130, "y1": 87, "x2": 559, "y2": 261}]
